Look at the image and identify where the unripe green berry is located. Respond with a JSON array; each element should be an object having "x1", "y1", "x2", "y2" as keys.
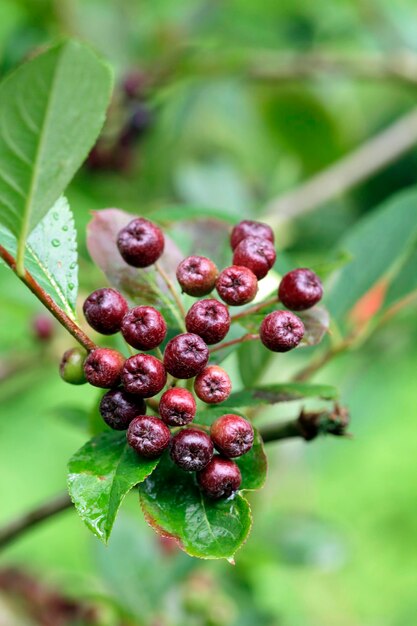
[{"x1": 59, "y1": 347, "x2": 87, "y2": 385}]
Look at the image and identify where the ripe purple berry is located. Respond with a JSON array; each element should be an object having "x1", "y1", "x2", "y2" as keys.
[
  {"x1": 59, "y1": 347, "x2": 87, "y2": 385},
  {"x1": 230, "y1": 220, "x2": 274, "y2": 250},
  {"x1": 197, "y1": 457, "x2": 242, "y2": 499},
  {"x1": 278, "y1": 268, "x2": 323, "y2": 311},
  {"x1": 121, "y1": 306, "x2": 167, "y2": 350},
  {"x1": 117, "y1": 217, "x2": 164, "y2": 268},
  {"x1": 163, "y1": 333, "x2": 209, "y2": 379},
  {"x1": 210, "y1": 414, "x2": 254, "y2": 458},
  {"x1": 170, "y1": 428, "x2": 213, "y2": 472},
  {"x1": 176, "y1": 256, "x2": 219, "y2": 297},
  {"x1": 216, "y1": 266, "x2": 258, "y2": 306},
  {"x1": 260, "y1": 310, "x2": 304, "y2": 352},
  {"x1": 185, "y1": 299, "x2": 230, "y2": 345},
  {"x1": 159, "y1": 387, "x2": 196, "y2": 426},
  {"x1": 127, "y1": 415, "x2": 170, "y2": 459},
  {"x1": 122, "y1": 354, "x2": 167, "y2": 397},
  {"x1": 84, "y1": 348, "x2": 125, "y2": 388},
  {"x1": 83, "y1": 288, "x2": 128, "y2": 336},
  {"x1": 232, "y1": 236, "x2": 276, "y2": 280},
  {"x1": 99, "y1": 388, "x2": 147, "y2": 430},
  {"x1": 194, "y1": 366, "x2": 232, "y2": 404}
]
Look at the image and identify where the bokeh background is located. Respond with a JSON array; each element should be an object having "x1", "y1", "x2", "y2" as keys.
[{"x1": 1, "y1": 1, "x2": 417, "y2": 624}]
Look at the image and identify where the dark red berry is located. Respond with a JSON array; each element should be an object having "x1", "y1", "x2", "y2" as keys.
[
  {"x1": 260, "y1": 310, "x2": 304, "y2": 352},
  {"x1": 117, "y1": 217, "x2": 164, "y2": 268},
  {"x1": 127, "y1": 415, "x2": 170, "y2": 459},
  {"x1": 176, "y1": 256, "x2": 219, "y2": 297},
  {"x1": 163, "y1": 333, "x2": 209, "y2": 379},
  {"x1": 84, "y1": 348, "x2": 125, "y2": 388},
  {"x1": 99, "y1": 388, "x2": 147, "y2": 430},
  {"x1": 230, "y1": 220, "x2": 274, "y2": 250},
  {"x1": 32, "y1": 313, "x2": 54, "y2": 341},
  {"x1": 59, "y1": 347, "x2": 87, "y2": 385},
  {"x1": 194, "y1": 366, "x2": 232, "y2": 404},
  {"x1": 197, "y1": 457, "x2": 242, "y2": 499},
  {"x1": 119, "y1": 104, "x2": 153, "y2": 146},
  {"x1": 122, "y1": 70, "x2": 147, "y2": 99},
  {"x1": 83, "y1": 288, "x2": 128, "y2": 335},
  {"x1": 122, "y1": 354, "x2": 167, "y2": 397},
  {"x1": 216, "y1": 266, "x2": 258, "y2": 306},
  {"x1": 170, "y1": 428, "x2": 213, "y2": 472},
  {"x1": 232, "y1": 236, "x2": 276, "y2": 280},
  {"x1": 159, "y1": 387, "x2": 196, "y2": 426},
  {"x1": 185, "y1": 299, "x2": 230, "y2": 345},
  {"x1": 210, "y1": 414, "x2": 254, "y2": 458},
  {"x1": 278, "y1": 268, "x2": 323, "y2": 311},
  {"x1": 121, "y1": 306, "x2": 167, "y2": 350}
]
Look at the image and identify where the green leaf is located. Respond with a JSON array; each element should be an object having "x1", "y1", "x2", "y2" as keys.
[
  {"x1": 0, "y1": 197, "x2": 78, "y2": 318},
  {"x1": 222, "y1": 383, "x2": 338, "y2": 408},
  {"x1": 68, "y1": 431, "x2": 159, "y2": 543},
  {"x1": 385, "y1": 245, "x2": 417, "y2": 307},
  {"x1": 237, "y1": 429, "x2": 268, "y2": 492},
  {"x1": 139, "y1": 453, "x2": 252, "y2": 560},
  {"x1": 238, "y1": 340, "x2": 272, "y2": 388},
  {"x1": 0, "y1": 39, "x2": 112, "y2": 267},
  {"x1": 326, "y1": 188, "x2": 417, "y2": 319}
]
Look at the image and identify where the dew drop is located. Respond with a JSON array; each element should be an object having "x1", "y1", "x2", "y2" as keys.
[
  {"x1": 62, "y1": 225, "x2": 68, "y2": 232},
  {"x1": 68, "y1": 282, "x2": 75, "y2": 291},
  {"x1": 52, "y1": 212, "x2": 59, "y2": 220},
  {"x1": 69, "y1": 262, "x2": 76, "y2": 270},
  {"x1": 51, "y1": 239, "x2": 60, "y2": 247}
]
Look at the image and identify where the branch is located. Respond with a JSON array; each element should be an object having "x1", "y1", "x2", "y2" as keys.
[
  {"x1": 209, "y1": 333, "x2": 259, "y2": 354},
  {"x1": 230, "y1": 297, "x2": 279, "y2": 323},
  {"x1": 0, "y1": 245, "x2": 96, "y2": 352},
  {"x1": 0, "y1": 492, "x2": 73, "y2": 550},
  {"x1": 260, "y1": 405, "x2": 350, "y2": 443},
  {"x1": 264, "y1": 107, "x2": 417, "y2": 221}
]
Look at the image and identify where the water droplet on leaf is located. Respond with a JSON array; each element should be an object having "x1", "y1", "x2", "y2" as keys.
[{"x1": 51, "y1": 239, "x2": 60, "y2": 247}]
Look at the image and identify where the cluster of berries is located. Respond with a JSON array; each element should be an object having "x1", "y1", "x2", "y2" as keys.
[{"x1": 60, "y1": 216, "x2": 323, "y2": 498}]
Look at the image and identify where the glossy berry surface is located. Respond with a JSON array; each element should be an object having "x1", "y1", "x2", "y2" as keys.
[
  {"x1": 84, "y1": 348, "x2": 125, "y2": 389},
  {"x1": 210, "y1": 414, "x2": 254, "y2": 458},
  {"x1": 260, "y1": 310, "x2": 304, "y2": 352},
  {"x1": 99, "y1": 388, "x2": 146, "y2": 430},
  {"x1": 163, "y1": 333, "x2": 209, "y2": 379},
  {"x1": 194, "y1": 366, "x2": 232, "y2": 404},
  {"x1": 159, "y1": 387, "x2": 196, "y2": 426},
  {"x1": 121, "y1": 306, "x2": 167, "y2": 350},
  {"x1": 185, "y1": 299, "x2": 230, "y2": 345},
  {"x1": 278, "y1": 268, "x2": 323, "y2": 311},
  {"x1": 170, "y1": 428, "x2": 213, "y2": 472},
  {"x1": 232, "y1": 236, "x2": 276, "y2": 280},
  {"x1": 122, "y1": 354, "x2": 167, "y2": 397},
  {"x1": 230, "y1": 219, "x2": 274, "y2": 250},
  {"x1": 59, "y1": 347, "x2": 87, "y2": 385},
  {"x1": 197, "y1": 457, "x2": 242, "y2": 499},
  {"x1": 117, "y1": 217, "x2": 164, "y2": 268},
  {"x1": 127, "y1": 415, "x2": 171, "y2": 459},
  {"x1": 176, "y1": 256, "x2": 219, "y2": 297},
  {"x1": 83, "y1": 288, "x2": 128, "y2": 335},
  {"x1": 216, "y1": 266, "x2": 258, "y2": 306}
]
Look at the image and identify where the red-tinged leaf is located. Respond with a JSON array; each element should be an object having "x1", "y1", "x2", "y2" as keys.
[
  {"x1": 299, "y1": 306, "x2": 330, "y2": 346},
  {"x1": 349, "y1": 279, "x2": 388, "y2": 328}
]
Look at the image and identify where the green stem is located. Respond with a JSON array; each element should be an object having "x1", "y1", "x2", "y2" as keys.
[{"x1": 155, "y1": 261, "x2": 186, "y2": 318}]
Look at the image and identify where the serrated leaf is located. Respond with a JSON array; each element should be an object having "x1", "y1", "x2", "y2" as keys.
[
  {"x1": 139, "y1": 453, "x2": 252, "y2": 560},
  {"x1": 222, "y1": 383, "x2": 338, "y2": 408},
  {"x1": 68, "y1": 431, "x2": 159, "y2": 543},
  {"x1": 0, "y1": 40, "x2": 112, "y2": 255},
  {"x1": 326, "y1": 187, "x2": 417, "y2": 319},
  {"x1": 0, "y1": 197, "x2": 78, "y2": 318}
]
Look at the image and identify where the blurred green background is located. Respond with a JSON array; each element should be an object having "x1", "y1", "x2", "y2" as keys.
[{"x1": 1, "y1": 0, "x2": 417, "y2": 624}]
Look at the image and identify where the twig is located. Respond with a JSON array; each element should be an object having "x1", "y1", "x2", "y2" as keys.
[
  {"x1": 209, "y1": 333, "x2": 259, "y2": 354},
  {"x1": 264, "y1": 107, "x2": 417, "y2": 221},
  {"x1": 155, "y1": 262, "x2": 186, "y2": 318},
  {"x1": 0, "y1": 245, "x2": 96, "y2": 352},
  {"x1": 230, "y1": 297, "x2": 279, "y2": 323},
  {"x1": 0, "y1": 492, "x2": 73, "y2": 550}
]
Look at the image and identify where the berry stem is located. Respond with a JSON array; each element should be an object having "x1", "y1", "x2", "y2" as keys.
[
  {"x1": 146, "y1": 397, "x2": 159, "y2": 412},
  {"x1": 230, "y1": 296, "x2": 279, "y2": 322},
  {"x1": 155, "y1": 261, "x2": 186, "y2": 318},
  {"x1": 141, "y1": 268, "x2": 186, "y2": 331},
  {"x1": 155, "y1": 346, "x2": 164, "y2": 360},
  {"x1": 0, "y1": 245, "x2": 97, "y2": 352},
  {"x1": 209, "y1": 333, "x2": 260, "y2": 354}
]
